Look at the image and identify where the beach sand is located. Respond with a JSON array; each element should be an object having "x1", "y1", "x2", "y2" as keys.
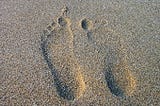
[{"x1": 1, "y1": 0, "x2": 160, "y2": 105}]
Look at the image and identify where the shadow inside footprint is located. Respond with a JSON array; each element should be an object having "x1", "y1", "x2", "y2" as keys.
[
  {"x1": 105, "y1": 63, "x2": 125, "y2": 97},
  {"x1": 53, "y1": 76, "x2": 75, "y2": 100},
  {"x1": 81, "y1": 19, "x2": 88, "y2": 30},
  {"x1": 81, "y1": 18, "x2": 92, "y2": 31},
  {"x1": 41, "y1": 33, "x2": 75, "y2": 100}
]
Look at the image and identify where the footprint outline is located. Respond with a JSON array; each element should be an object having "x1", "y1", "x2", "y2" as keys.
[{"x1": 41, "y1": 14, "x2": 85, "y2": 101}]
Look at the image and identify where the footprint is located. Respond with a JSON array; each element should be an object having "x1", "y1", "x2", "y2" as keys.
[
  {"x1": 41, "y1": 15, "x2": 85, "y2": 101},
  {"x1": 79, "y1": 18, "x2": 136, "y2": 98},
  {"x1": 105, "y1": 50, "x2": 137, "y2": 98}
]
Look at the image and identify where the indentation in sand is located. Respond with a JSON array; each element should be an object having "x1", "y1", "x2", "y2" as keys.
[
  {"x1": 80, "y1": 18, "x2": 93, "y2": 31},
  {"x1": 41, "y1": 13, "x2": 85, "y2": 101},
  {"x1": 77, "y1": 18, "x2": 137, "y2": 98},
  {"x1": 105, "y1": 60, "x2": 136, "y2": 97},
  {"x1": 102, "y1": 31, "x2": 137, "y2": 97},
  {"x1": 79, "y1": 18, "x2": 94, "y2": 43}
]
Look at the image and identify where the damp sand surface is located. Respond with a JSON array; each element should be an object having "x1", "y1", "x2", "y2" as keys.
[{"x1": 1, "y1": 0, "x2": 160, "y2": 105}]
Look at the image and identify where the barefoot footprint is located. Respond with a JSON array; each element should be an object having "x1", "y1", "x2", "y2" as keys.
[
  {"x1": 41, "y1": 15, "x2": 85, "y2": 101},
  {"x1": 105, "y1": 47, "x2": 137, "y2": 98},
  {"x1": 79, "y1": 18, "x2": 136, "y2": 98}
]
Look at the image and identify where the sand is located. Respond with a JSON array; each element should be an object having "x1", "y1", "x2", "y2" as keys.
[{"x1": 1, "y1": 0, "x2": 160, "y2": 105}]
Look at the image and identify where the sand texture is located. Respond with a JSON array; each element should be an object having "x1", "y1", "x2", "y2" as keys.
[{"x1": 1, "y1": 0, "x2": 160, "y2": 106}]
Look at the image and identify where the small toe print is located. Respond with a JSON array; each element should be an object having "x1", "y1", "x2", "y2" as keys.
[
  {"x1": 51, "y1": 21, "x2": 56, "y2": 27},
  {"x1": 58, "y1": 16, "x2": 67, "y2": 27},
  {"x1": 47, "y1": 25, "x2": 53, "y2": 31}
]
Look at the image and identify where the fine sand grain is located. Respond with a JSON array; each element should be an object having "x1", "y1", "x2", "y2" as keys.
[{"x1": 1, "y1": 0, "x2": 160, "y2": 105}]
